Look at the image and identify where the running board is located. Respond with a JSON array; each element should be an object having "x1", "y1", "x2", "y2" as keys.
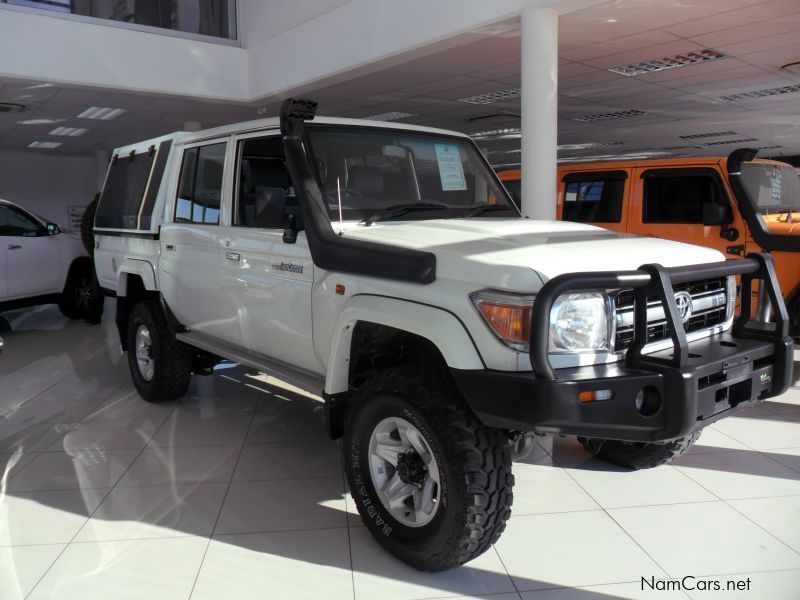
[{"x1": 176, "y1": 331, "x2": 325, "y2": 397}]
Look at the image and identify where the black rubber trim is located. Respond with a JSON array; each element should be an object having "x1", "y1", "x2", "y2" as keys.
[
  {"x1": 351, "y1": 293, "x2": 487, "y2": 369},
  {"x1": 641, "y1": 167, "x2": 725, "y2": 180},
  {"x1": 93, "y1": 229, "x2": 159, "y2": 240},
  {"x1": 0, "y1": 294, "x2": 62, "y2": 313},
  {"x1": 562, "y1": 169, "x2": 628, "y2": 183},
  {"x1": 138, "y1": 140, "x2": 172, "y2": 230},
  {"x1": 279, "y1": 98, "x2": 436, "y2": 284},
  {"x1": 727, "y1": 148, "x2": 800, "y2": 253}
]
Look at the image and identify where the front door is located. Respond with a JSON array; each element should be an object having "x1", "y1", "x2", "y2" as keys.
[
  {"x1": 629, "y1": 166, "x2": 746, "y2": 258},
  {"x1": 216, "y1": 132, "x2": 318, "y2": 373},
  {"x1": 0, "y1": 204, "x2": 62, "y2": 298}
]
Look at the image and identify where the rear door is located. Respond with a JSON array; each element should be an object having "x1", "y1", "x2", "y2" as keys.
[
  {"x1": 630, "y1": 166, "x2": 746, "y2": 257},
  {"x1": 0, "y1": 204, "x2": 62, "y2": 298},
  {"x1": 159, "y1": 139, "x2": 228, "y2": 338},
  {"x1": 557, "y1": 170, "x2": 629, "y2": 233}
]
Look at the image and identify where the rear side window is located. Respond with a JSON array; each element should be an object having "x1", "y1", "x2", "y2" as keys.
[
  {"x1": 562, "y1": 175, "x2": 624, "y2": 223},
  {"x1": 503, "y1": 180, "x2": 521, "y2": 210},
  {"x1": 643, "y1": 172, "x2": 723, "y2": 223},
  {"x1": 175, "y1": 142, "x2": 226, "y2": 225}
]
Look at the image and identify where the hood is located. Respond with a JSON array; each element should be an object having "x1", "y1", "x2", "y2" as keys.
[{"x1": 339, "y1": 219, "x2": 724, "y2": 289}]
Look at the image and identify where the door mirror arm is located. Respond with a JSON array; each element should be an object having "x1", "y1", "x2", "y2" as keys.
[{"x1": 720, "y1": 224, "x2": 739, "y2": 241}]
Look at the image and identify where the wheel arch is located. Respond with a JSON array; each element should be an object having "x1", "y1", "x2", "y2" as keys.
[
  {"x1": 62, "y1": 255, "x2": 92, "y2": 293},
  {"x1": 114, "y1": 263, "x2": 159, "y2": 351}
]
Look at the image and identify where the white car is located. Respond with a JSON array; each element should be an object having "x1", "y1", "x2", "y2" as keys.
[
  {"x1": 92, "y1": 99, "x2": 793, "y2": 571},
  {"x1": 0, "y1": 199, "x2": 92, "y2": 318}
]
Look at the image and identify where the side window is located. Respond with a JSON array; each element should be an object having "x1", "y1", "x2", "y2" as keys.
[
  {"x1": 175, "y1": 142, "x2": 226, "y2": 225},
  {"x1": 234, "y1": 136, "x2": 294, "y2": 228},
  {"x1": 0, "y1": 205, "x2": 46, "y2": 237},
  {"x1": 503, "y1": 180, "x2": 521, "y2": 210},
  {"x1": 562, "y1": 177, "x2": 624, "y2": 223},
  {"x1": 643, "y1": 173, "x2": 721, "y2": 224}
]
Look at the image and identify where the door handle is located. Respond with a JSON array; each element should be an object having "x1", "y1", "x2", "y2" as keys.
[
  {"x1": 165, "y1": 244, "x2": 176, "y2": 251},
  {"x1": 7, "y1": 244, "x2": 21, "y2": 250},
  {"x1": 226, "y1": 251, "x2": 241, "y2": 262}
]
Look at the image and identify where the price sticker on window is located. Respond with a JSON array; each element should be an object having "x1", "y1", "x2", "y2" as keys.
[{"x1": 434, "y1": 143, "x2": 467, "y2": 191}]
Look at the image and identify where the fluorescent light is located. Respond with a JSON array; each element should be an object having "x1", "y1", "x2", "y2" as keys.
[
  {"x1": 470, "y1": 127, "x2": 522, "y2": 139},
  {"x1": 457, "y1": 87, "x2": 521, "y2": 105},
  {"x1": 76, "y1": 106, "x2": 126, "y2": 120},
  {"x1": 557, "y1": 142, "x2": 624, "y2": 151},
  {"x1": 363, "y1": 111, "x2": 417, "y2": 121},
  {"x1": 678, "y1": 131, "x2": 737, "y2": 140},
  {"x1": 573, "y1": 109, "x2": 647, "y2": 122},
  {"x1": 18, "y1": 118, "x2": 67, "y2": 125},
  {"x1": 49, "y1": 127, "x2": 88, "y2": 136},
  {"x1": 28, "y1": 141, "x2": 62, "y2": 149},
  {"x1": 609, "y1": 49, "x2": 726, "y2": 77},
  {"x1": 716, "y1": 84, "x2": 800, "y2": 102},
  {"x1": 703, "y1": 137, "x2": 758, "y2": 146}
]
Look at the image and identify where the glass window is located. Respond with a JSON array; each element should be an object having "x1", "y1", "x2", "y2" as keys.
[
  {"x1": 562, "y1": 179, "x2": 624, "y2": 223},
  {"x1": 306, "y1": 126, "x2": 517, "y2": 222},
  {"x1": 740, "y1": 163, "x2": 800, "y2": 215},
  {"x1": 0, "y1": 205, "x2": 46, "y2": 237},
  {"x1": 234, "y1": 136, "x2": 295, "y2": 228},
  {"x1": 175, "y1": 142, "x2": 226, "y2": 225},
  {"x1": 643, "y1": 174, "x2": 722, "y2": 224},
  {"x1": 94, "y1": 151, "x2": 156, "y2": 229},
  {"x1": 6, "y1": 0, "x2": 237, "y2": 40},
  {"x1": 503, "y1": 180, "x2": 521, "y2": 210}
]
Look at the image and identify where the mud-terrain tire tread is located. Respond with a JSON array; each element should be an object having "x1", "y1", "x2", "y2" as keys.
[
  {"x1": 344, "y1": 365, "x2": 513, "y2": 571},
  {"x1": 127, "y1": 300, "x2": 191, "y2": 403},
  {"x1": 578, "y1": 430, "x2": 701, "y2": 469}
]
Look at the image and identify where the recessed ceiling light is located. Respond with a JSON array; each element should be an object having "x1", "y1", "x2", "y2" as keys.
[
  {"x1": 49, "y1": 126, "x2": 88, "y2": 136},
  {"x1": 678, "y1": 131, "x2": 737, "y2": 140},
  {"x1": 703, "y1": 137, "x2": 758, "y2": 146},
  {"x1": 573, "y1": 109, "x2": 647, "y2": 122},
  {"x1": 76, "y1": 106, "x2": 126, "y2": 120},
  {"x1": 557, "y1": 142, "x2": 624, "y2": 151},
  {"x1": 609, "y1": 49, "x2": 726, "y2": 76},
  {"x1": 18, "y1": 118, "x2": 67, "y2": 125},
  {"x1": 28, "y1": 141, "x2": 62, "y2": 149},
  {"x1": 716, "y1": 84, "x2": 800, "y2": 102},
  {"x1": 754, "y1": 145, "x2": 782, "y2": 150},
  {"x1": 457, "y1": 87, "x2": 521, "y2": 105},
  {"x1": 469, "y1": 127, "x2": 522, "y2": 139},
  {"x1": 363, "y1": 111, "x2": 417, "y2": 121}
]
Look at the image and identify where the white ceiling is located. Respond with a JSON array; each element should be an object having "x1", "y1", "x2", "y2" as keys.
[{"x1": 1, "y1": 0, "x2": 799, "y2": 165}]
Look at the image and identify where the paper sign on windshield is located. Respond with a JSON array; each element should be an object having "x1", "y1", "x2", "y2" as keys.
[{"x1": 434, "y1": 143, "x2": 467, "y2": 191}]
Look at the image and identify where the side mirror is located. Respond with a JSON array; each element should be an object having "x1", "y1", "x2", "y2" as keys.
[
  {"x1": 253, "y1": 187, "x2": 286, "y2": 229},
  {"x1": 702, "y1": 202, "x2": 731, "y2": 226},
  {"x1": 47, "y1": 223, "x2": 61, "y2": 235}
]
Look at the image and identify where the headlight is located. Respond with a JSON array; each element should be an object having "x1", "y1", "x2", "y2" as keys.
[{"x1": 549, "y1": 292, "x2": 610, "y2": 352}]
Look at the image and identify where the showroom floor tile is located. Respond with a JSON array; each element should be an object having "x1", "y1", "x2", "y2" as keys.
[{"x1": 0, "y1": 306, "x2": 798, "y2": 599}]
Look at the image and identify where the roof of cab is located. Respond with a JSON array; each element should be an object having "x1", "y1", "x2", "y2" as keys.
[{"x1": 109, "y1": 116, "x2": 472, "y2": 157}]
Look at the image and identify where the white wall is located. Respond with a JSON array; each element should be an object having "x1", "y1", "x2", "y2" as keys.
[
  {"x1": 238, "y1": 0, "x2": 353, "y2": 48},
  {"x1": 0, "y1": 150, "x2": 98, "y2": 226}
]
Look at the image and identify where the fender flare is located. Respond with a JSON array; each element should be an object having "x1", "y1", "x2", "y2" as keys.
[
  {"x1": 117, "y1": 259, "x2": 157, "y2": 296},
  {"x1": 324, "y1": 294, "x2": 484, "y2": 395}
]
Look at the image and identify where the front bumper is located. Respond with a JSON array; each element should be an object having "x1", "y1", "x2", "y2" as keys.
[{"x1": 453, "y1": 254, "x2": 794, "y2": 443}]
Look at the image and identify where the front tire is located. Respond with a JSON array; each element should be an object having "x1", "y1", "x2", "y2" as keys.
[
  {"x1": 58, "y1": 267, "x2": 93, "y2": 319},
  {"x1": 344, "y1": 366, "x2": 514, "y2": 571},
  {"x1": 578, "y1": 430, "x2": 701, "y2": 469},
  {"x1": 127, "y1": 300, "x2": 191, "y2": 403}
]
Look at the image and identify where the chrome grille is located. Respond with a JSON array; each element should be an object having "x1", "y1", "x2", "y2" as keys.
[{"x1": 614, "y1": 277, "x2": 729, "y2": 351}]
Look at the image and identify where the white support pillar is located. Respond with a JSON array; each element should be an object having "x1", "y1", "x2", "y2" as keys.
[{"x1": 520, "y1": 8, "x2": 558, "y2": 220}]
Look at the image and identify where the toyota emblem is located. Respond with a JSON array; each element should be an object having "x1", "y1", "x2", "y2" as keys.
[{"x1": 674, "y1": 291, "x2": 692, "y2": 323}]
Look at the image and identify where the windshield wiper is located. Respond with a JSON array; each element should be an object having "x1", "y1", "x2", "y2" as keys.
[
  {"x1": 361, "y1": 202, "x2": 448, "y2": 226},
  {"x1": 461, "y1": 204, "x2": 517, "y2": 217}
]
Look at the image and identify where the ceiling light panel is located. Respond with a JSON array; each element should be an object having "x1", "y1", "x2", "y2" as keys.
[
  {"x1": 28, "y1": 141, "x2": 62, "y2": 149},
  {"x1": 678, "y1": 131, "x2": 737, "y2": 140},
  {"x1": 609, "y1": 49, "x2": 726, "y2": 77},
  {"x1": 49, "y1": 127, "x2": 88, "y2": 136},
  {"x1": 717, "y1": 84, "x2": 800, "y2": 102},
  {"x1": 457, "y1": 87, "x2": 521, "y2": 105},
  {"x1": 557, "y1": 142, "x2": 624, "y2": 151},
  {"x1": 573, "y1": 109, "x2": 647, "y2": 122},
  {"x1": 469, "y1": 127, "x2": 522, "y2": 139},
  {"x1": 702, "y1": 137, "x2": 758, "y2": 146},
  {"x1": 363, "y1": 111, "x2": 417, "y2": 121},
  {"x1": 77, "y1": 106, "x2": 126, "y2": 120}
]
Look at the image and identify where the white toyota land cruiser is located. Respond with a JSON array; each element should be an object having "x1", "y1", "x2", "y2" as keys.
[{"x1": 92, "y1": 99, "x2": 793, "y2": 571}]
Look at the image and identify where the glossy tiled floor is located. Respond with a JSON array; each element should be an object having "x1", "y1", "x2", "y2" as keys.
[{"x1": 1, "y1": 305, "x2": 799, "y2": 599}]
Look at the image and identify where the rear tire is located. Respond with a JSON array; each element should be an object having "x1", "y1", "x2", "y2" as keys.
[
  {"x1": 578, "y1": 430, "x2": 701, "y2": 469},
  {"x1": 58, "y1": 266, "x2": 93, "y2": 319},
  {"x1": 343, "y1": 366, "x2": 514, "y2": 571},
  {"x1": 127, "y1": 300, "x2": 191, "y2": 403}
]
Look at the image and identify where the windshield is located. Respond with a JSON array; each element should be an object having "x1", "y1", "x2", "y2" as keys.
[
  {"x1": 305, "y1": 126, "x2": 518, "y2": 221},
  {"x1": 740, "y1": 162, "x2": 800, "y2": 215}
]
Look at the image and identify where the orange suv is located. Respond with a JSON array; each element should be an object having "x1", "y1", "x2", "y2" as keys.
[{"x1": 498, "y1": 149, "x2": 800, "y2": 337}]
